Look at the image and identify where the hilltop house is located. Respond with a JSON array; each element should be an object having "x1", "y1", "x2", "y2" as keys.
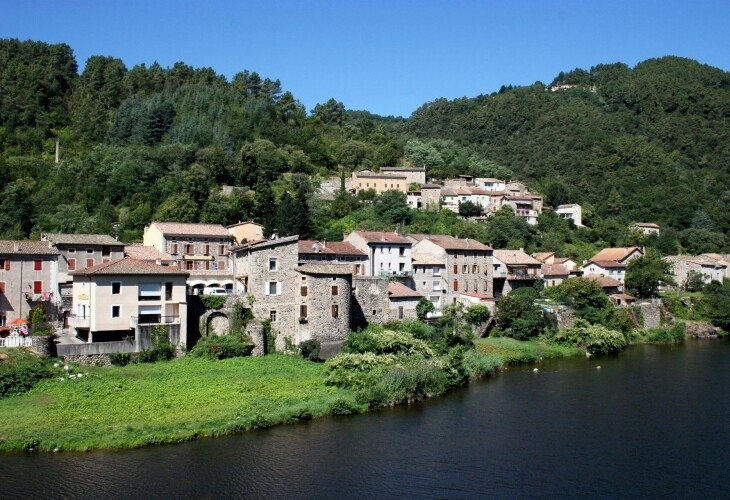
[
  {"x1": 632, "y1": 223, "x2": 660, "y2": 236},
  {"x1": 556, "y1": 204, "x2": 583, "y2": 227}
]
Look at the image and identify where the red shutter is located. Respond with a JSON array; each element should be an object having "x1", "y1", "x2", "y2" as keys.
[{"x1": 33, "y1": 281, "x2": 42, "y2": 293}]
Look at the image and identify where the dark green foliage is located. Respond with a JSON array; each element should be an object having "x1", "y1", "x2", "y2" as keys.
[
  {"x1": 642, "y1": 323, "x2": 686, "y2": 343},
  {"x1": 109, "y1": 352, "x2": 131, "y2": 366},
  {"x1": 189, "y1": 334, "x2": 253, "y2": 360},
  {"x1": 29, "y1": 307, "x2": 52, "y2": 336},
  {"x1": 700, "y1": 280, "x2": 730, "y2": 331},
  {"x1": 138, "y1": 326, "x2": 176, "y2": 363},
  {"x1": 299, "y1": 340, "x2": 321, "y2": 361},
  {"x1": 625, "y1": 249, "x2": 675, "y2": 298},
  {"x1": 495, "y1": 294, "x2": 556, "y2": 340},
  {"x1": 550, "y1": 320, "x2": 628, "y2": 355},
  {"x1": 262, "y1": 319, "x2": 276, "y2": 354},
  {"x1": 201, "y1": 295, "x2": 227, "y2": 310},
  {"x1": 458, "y1": 200, "x2": 482, "y2": 217},
  {"x1": 464, "y1": 305, "x2": 490, "y2": 326},
  {"x1": 545, "y1": 277, "x2": 608, "y2": 311},
  {"x1": 415, "y1": 297, "x2": 435, "y2": 321},
  {"x1": 0, "y1": 349, "x2": 55, "y2": 398},
  {"x1": 684, "y1": 271, "x2": 707, "y2": 292}
]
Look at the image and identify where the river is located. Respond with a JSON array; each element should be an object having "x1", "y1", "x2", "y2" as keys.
[{"x1": 2, "y1": 340, "x2": 729, "y2": 498}]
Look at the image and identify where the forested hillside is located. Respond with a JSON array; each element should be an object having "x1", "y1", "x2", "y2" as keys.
[{"x1": 0, "y1": 39, "x2": 728, "y2": 255}]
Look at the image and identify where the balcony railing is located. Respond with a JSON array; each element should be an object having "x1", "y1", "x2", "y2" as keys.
[
  {"x1": 378, "y1": 270, "x2": 411, "y2": 278},
  {"x1": 25, "y1": 292, "x2": 53, "y2": 302},
  {"x1": 507, "y1": 271, "x2": 539, "y2": 280},
  {"x1": 131, "y1": 316, "x2": 180, "y2": 327},
  {"x1": 69, "y1": 314, "x2": 90, "y2": 328}
]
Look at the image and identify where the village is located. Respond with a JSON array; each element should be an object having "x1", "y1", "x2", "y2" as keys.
[{"x1": 1, "y1": 169, "x2": 728, "y2": 361}]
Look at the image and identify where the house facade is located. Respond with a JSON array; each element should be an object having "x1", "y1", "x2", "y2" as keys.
[
  {"x1": 492, "y1": 249, "x2": 542, "y2": 296},
  {"x1": 0, "y1": 240, "x2": 60, "y2": 326},
  {"x1": 143, "y1": 222, "x2": 233, "y2": 293},
  {"x1": 42, "y1": 233, "x2": 125, "y2": 327},
  {"x1": 664, "y1": 255, "x2": 727, "y2": 287},
  {"x1": 556, "y1": 204, "x2": 583, "y2": 227},
  {"x1": 380, "y1": 166, "x2": 426, "y2": 185},
  {"x1": 583, "y1": 247, "x2": 644, "y2": 284},
  {"x1": 69, "y1": 258, "x2": 189, "y2": 349},
  {"x1": 298, "y1": 240, "x2": 368, "y2": 276},
  {"x1": 344, "y1": 231, "x2": 412, "y2": 278},
  {"x1": 227, "y1": 221, "x2": 265, "y2": 245},
  {"x1": 351, "y1": 170, "x2": 408, "y2": 195}
]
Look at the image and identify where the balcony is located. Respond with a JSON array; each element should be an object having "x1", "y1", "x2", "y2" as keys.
[
  {"x1": 69, "y1": 314, "x2": 90, "y2": 329},
  {"x1": 131, "y1": 315, "x2": 180, "y2": 327},
  {"x1": 378, "y1": 270, "x2": 411, "y2": 278},
  {"x1": 507, "y1": 271, "x2": 539, "y2": 280},
  {"x1": 25, "y1": 292, "x2": 53, "y2": 302}
]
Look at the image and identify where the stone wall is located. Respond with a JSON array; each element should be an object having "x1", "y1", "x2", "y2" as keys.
[
  {"x1": 296, "y1": 272, "x2": 352, "y2": 343},
  {"x1": 352, "y1": 276, "x2": 389, "y2": 328},
  {"x1": 246, "y1": 321, "x2": 266, "y2": 356},
  {"x1": 640, "y1": 302, "x2": 662, "y2": 329}
]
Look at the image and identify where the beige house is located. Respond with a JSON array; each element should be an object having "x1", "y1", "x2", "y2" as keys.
[
  {"x1": 69, "y1": 258, "x2": 189, "y2": 349},
  {"x1": 42, "y1": 233, "x2": 125, "y2": 327},
  {"x1": 582, "y1": 247, "x2": 644, "y2": 284},
  {"x1": 541, "y1": 263, "x2": 570, "y2": 288},
  {"x1": 143, "y1": 221, "x2": 233, "y2": 293},
  {"x1": 380, "y1": 166, "x2": 426, "y2": 185},
  {"x1": 492, "y1": 249, "x2": 542, "y2": 296},
  {"x1": 556, "y1": 204, "x2": 583, "y2": 227},
  {"x1": 351, "y1": 170, "x2": 407, "y2": 195},
  {"x1": 227, "y1": 221, "x2": 265, "y2": 245},
  {"x1": 345, "y1": 231, "x2": 413, "y2": 278},
  {"x1": 410, "y1": 234, "x2": 493, "y2": 310},
  {"x1": 0, "y1": 240, "x2": 60, "y2": 327}
]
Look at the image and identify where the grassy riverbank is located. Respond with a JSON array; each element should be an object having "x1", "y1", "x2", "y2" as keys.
[
  {"x1": 0, "y1": 338, "x2": 582, "y2": 453},
  {"x1": 0, "y1": 354, "x2": 359, "y2": 452}
]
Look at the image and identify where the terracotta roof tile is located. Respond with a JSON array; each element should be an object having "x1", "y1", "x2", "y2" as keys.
[
  {"x1": 43, "y1": 233, "x2": 123, "y2": 246},
  {"x1": 70, "y1": 257, "x2": 188, "y2": 276},
  {"x1": 124, "y1": 245, "x2": 175, "y2": 261},
  {"x1": 590, "y1": 247, "x2": 642, "y2": 263},
  {"x1": 387, "y1": 282, "x2": 422, "y2": 298},
  {"x1": 493, "y1": 250, "x2": 541, "y2": 265},
  {"x1": 541, "y1": 263, "x2": 569, "y2": 276},
  {"x1": 0, "y1": 240, "x2": 59, "y2": 255},
  {"x1": 414, "y1": 234, "x2": 491, "y2": 251},
  {"x1": 584, "y1": 274, "x2": 623, "y2": 287},
  {"x1": 351, "y1": 231, "x2": 411, "y2": 245}
]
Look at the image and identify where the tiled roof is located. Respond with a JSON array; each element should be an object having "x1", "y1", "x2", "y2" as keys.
[
  {"x1": 611, "y1": 293, "x2": 636, "y2": 300},
  {"x1": 124, "y1": 245, "x2": 175, "y2": 261},
  {"x1": 557, "y1": 204, "x2": 580, "y2": 209},
  {"x1": 634, "y1": 222, "x2": 660, "y2": 229},
  {"x1": 70, "y1": 257, "x2": 188, "y2": 276},
  {"x1": 150, "y1": 222, "x2": 231, "y2": 237},
  {"x1": 590, "y1": 247, "x2": 642, "y2": 263},
  {"x1": 226, "y1": 221, "x2": 263, "y2": 229},
  {"x1": 354, "y1": 170, "x2": 407, "y2": 179},
  {"x1": 380, "y1": 166, "x2": 426, "y2": 172},
  {"x1": 412, "y1": 255, "x2": 445, "y2": 266},
  {"x1": 460, "y1": 292, "x2": 494, "y2": 300},
  {"x1": 298, "y1": 240, "x2": 365, "y2": 256},
  {"x1": 325, "y1": 241, "x2": 366, "y2": 256},
  {"x1": 665, "y1": 255, "x2": 727, "y2": 268},
  {"x1": 0, "y1": 240, "x2": 59, "y2": 255},
  {"x1": 414, "y1": 234, "x2": 491, "y2": 251},
  {"x1": 296, "y1": 264, "x2": 352, "y2": 275},
  {"x1": 585, "y1": 274, "x2": 623, "y2": 287},
  {"x1": 43, "y1": 233, "x2": 123, "y2": 246},
  {"x1": 233, "y1": 234, "x2": 299, "y2": 252},
  {"x1": 586, "y1": 260, "x2": 626, "y2": 269},
  {"x1": 493, "y1": 250, "x2": 541, "y2": 266},
  {"x1": 388, "y1": 282, "x2": 422, "y2": 299},
  {"x1": 421, "y1": 184, "x2": 441, "y2": 189},
  {"x1": 553, "y1": 257, "x2": 574, "y2": 265},
  {"x1": 533, "y1": 252, "x2": 555, "y2": 262},
  {"x1": 541, "y1": 263, "x2": 569, "y2": 276},
  {"x1": 351, "y1": 231, "x2": 411, "y2": 245}
]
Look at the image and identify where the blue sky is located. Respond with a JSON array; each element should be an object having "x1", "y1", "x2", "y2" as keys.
[{"x1": 3, "y1": 0, "x2": 729, "y2": 117}]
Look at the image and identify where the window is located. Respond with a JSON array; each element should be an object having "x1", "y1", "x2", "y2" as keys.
[
  {"x1": 332, "y1": 285, "x2": 339, "y2": 296},
  {"x1": 1, "y1": 259, "x2": 8, "y2": 271},
  {"x1": 270, "y1": 310, "x2": 277, "y2": 322},
  {"x1": 139, "y1": 282, "x2": 161, "y2": 301},
  {"x1": 218, "y1": 260, "x2": 226, "y2": 270},
  {"x1": 372, "y1": 309, "x2": 377, "y2": 315},
  {"x1": 453, "y1": 280, "x2": 458, "y2": 292},
  {"x1": 433, "y1": 281, "x2": 440, "y2": 291},
  {"x1": 453, "y1": 264, "x2": 458, "y2": 274},
  {"x1": 34, "y1": 259, "x2": 42, "y2": 271},
  {"x1": 165, "y1": 282, "x2": 173, "y2": 300},
  {"x1": 34, "y1": 281, "x2": 42, "y2": 293},
  {"x1": 399, "y1": 247, "x2": 405, "y2": 256},
  {"x1": 354, "y1": 264, "x2": 361, "y2": 275},
  {"x1": 269, "y1": 258, "x2": 277, "y2": 271},
  {"x1": 170, "y1": 243, "x2": 178, "y2": 254},
  {"x1": 473, "y1": 265, "x2": 478, "y2": 273},
  {"x1": 300, "y1": 304, "x2": 308, "y2": 319},
  {"x1": 433, "y1": 266, "x2": 441, "y2": 276},
  {"x1": 102, "y1": 246, "x2": 111, "y2": 257},
  {"x1": 0, "y1": 282, "x2": 5, "y2": 293},
  {"x1": 67, "y1": 248, "x2": 76, "y2": 254},
  {"x1": 112, "y1": 282, "x2": 121, "y2": 295},
  {"x1": 186, "y1": 244, "x2": 194, "y2": 254},
  {"x1": 301, "y1": 286, "x2": 308, "y2": 297},
  {"x1": 266, "y1": 281, "x2": 281, "y2": 296},
  {"x1": 398, "y1": 306, "x2": 404, "y2": 319},
  {"x1": 67, "y1": 258, "x2": 76, "y2": 271},
  {"x1": 399, "y1": 263, "x2": 405, "y2": 272},
  {"x1": 138, "y1": 305, "x2": 161, "y2": 324},
  {"x1": 331, "y1": 304, "x2": 339, "y2": 318},
  {"x1": 86, "y1": 248, "x2": 94, "y2": 254},
  {"x1": 111, "y1": 305, "x2": 121, "y2": 318},
  {"x1": 219, "y1": 245, "x2": 227, "y2": 255},
  {"x1": 463, "y1": 265, "x2": 468, "y2": 273},
  {"x1": 203, "y1": 244, "x2": 210, "y2": 256},
  {"x1": 185, "y1": 261, "x2": 194, "y2": 270},
  {"x1": 0, "y1": 314, "x2": 5, "y2": 327},
  {"x1": 86, "y1": 258, "x2": 94, "y2": 268}
]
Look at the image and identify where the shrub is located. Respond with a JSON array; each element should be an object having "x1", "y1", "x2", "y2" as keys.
[
  {"x1": 324, "y1": 352, "x2": 399, "y2": 388},
  {"x1": 109, "y1": 352, "x2": 131, "y2": 366},
  {"x1": 189, "y1": 334, "x2": 254, "y2": 360},
  {"x1": 299, "y1": 340, "x2": 321, "y2": 361},
  {"x1": 343, "y1": 328, "x2": 433, "y2": 357},
  {"x1": 496, "y1": 294, "x2": 556, "y2": 340},
  {"x1": 415, "y1": 297, "x2": 435, "y2": 321},
  {"x1": 643, "y1": 323, "x2": 686, "y2": 343},
  {"x1": 0, "y1": 349, "x2": 55, "y2": 398},
  {"x1": 462, "y1": 350, "x2": 502, "y2": 378},
  {"x1": 551, "y1": 320, "x2": 628, "y2": 355},
  {"x1": 139, "y1": 326, "x2": 176, "y2": 363},
  {"x1": 358, "y1": 360, "x2": 447, "y2": 406},
  {"x1": 201, "y1": 295, "x2": 227, "y2": 310}
]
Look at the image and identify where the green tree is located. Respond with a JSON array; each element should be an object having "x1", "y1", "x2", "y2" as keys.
[
  {"x1": 373, "y1": 190, "x2": 411, "y2": 225},
  {"x1": 458, "y1": 200, "x2": 482, "y2": 217},
  {"x1": 495, "y1": 293, "x2": 555, "y2": 340},
  {"x1": 312, "y1": 98, "x2": 346, "y2": 125},
  {"x1": 625, "y1": 249, "x2": 675, "y2": 298},
  {"x1": 416, "y1": 298, "x2": 435, "y2": 321}
]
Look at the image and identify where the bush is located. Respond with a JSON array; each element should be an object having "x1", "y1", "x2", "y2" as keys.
[
  {"x1": 551, "y1": 320, "x2": 628, "y2": 355},
  {"x1": 299, "y1": 340, "x2": 321, "y2": 361},
  {"x1": 189, "y1": 334, "x2": 253, "y2": 360},
  {"x1": 462, "y1": 349, "x2": 502, "y2": 378},
  {"x1": 496, "y1": 294, "x2": 556, "y2": 340},
  {"x1": 139, "y1": 326, "x2": 176, "y2": 363},
  {"x1": 0, "y1": 349, "x2": 55, "y2": 398},
  {"x1": 324, "y1": 352, "x2": 399, "y2": 388},
  {"x1": 357, "y1": 360, "x2": 447, "y2": 406},
  {"x1": 343, "y1": 327, "x2": 434, "y2": 357},
  {"x1": 109, "y1": 352, "x2": 131, "y2": 366},
  {"x1": 643, "y1": 323, "x2": 686, "y2": 343},
  {"x1": 201, "y1": 295, "x2": 227, "y2": 310}
]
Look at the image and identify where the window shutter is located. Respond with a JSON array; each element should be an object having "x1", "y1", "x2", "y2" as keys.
[{"x1": 276, "y1": 282, "x2": 282, "y2": 295}]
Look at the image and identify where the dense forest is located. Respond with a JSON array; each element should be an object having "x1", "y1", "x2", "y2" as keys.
[{"x1": 0, "y1": 38, "x2": 728, "y2": 257}]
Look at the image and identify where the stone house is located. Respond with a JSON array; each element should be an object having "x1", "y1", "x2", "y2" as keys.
[
  {"x1": 143, "y1": 221, "x2": 233, "y2": 293},
  {"x1": 69, "y1": 257, "x2": 189, "y2": 349},
  {"x1": 409, "y1": 234, "x2": 493, "y2": 309},
  {"x1": 231, "y1": 236, "x2": 352, "y2": 350},
  {"x1": 474, "y1": 178, "x2": 506, "y2": 191},
  {"x1": 351, "y1": 170, "x2": 407, "y2": 195},
  {"x1": 632, "y1": 222, "x2": 660, "y2": 236},
  {"x1": 664, "y1": 255, "x2": 727, "y2": 287},
  {"x1": 387, "y1": 281, "x2": 423, "y2": 320},
  {"x1": 380, "y1": 166, "x2": 426, "y2": 185},
  {"x1": 407, "y1": 184, "x2": 441, "y2": 210},
  {"x1": 492, "y1": 249, "x2": 542, "y2": 296},
  {"x1": 298, "y1": 240, "x2": 368, "y2": 275},
  {"x1": 344, "y1": 231, "x2": 412, "y2": 278},
  {"x1": 541, "y1": 263, "x2": 570, "y2": 288},
  {"x1": 41, "y1": 233, "x2": 125, "y2": 327},
  {"x1": 0, "y1": 240, "x2": 60, "y2": 326},
  {"x1": 701, "y1": 253, "x2": 730, "y2": 280}
]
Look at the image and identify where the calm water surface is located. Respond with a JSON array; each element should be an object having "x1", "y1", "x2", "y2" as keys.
[{"x1": 2, "y1": 340, "x2": 729, "y2": 498}]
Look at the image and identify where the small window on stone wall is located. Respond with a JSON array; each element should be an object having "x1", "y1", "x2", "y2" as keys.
[
  {"x1": 331, "y1": 285, "x2": 338, "y2": 296},
  {"x1": 331, "y1": 304, "x2": 339, "y2": 318},
  {"x1": 301, "y1": 286, "x2": 308, "y2": 297}
]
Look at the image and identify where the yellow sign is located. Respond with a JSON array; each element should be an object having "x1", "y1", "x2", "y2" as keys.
[{"x1": 78, "y1": 294, "x2": 89, "y2": 301}]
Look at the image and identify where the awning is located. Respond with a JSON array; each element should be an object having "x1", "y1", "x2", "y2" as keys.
[{"x1": 9, "y1": 318, "x2": 29, "y2": 326}]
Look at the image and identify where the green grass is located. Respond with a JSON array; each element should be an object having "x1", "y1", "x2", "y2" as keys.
[
  {"x1": 474, "y1": 337, "x2": 582, "y2": 365},
  {"x1": 0, "y1": 355, "x2": 360, "y2": 452}
]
